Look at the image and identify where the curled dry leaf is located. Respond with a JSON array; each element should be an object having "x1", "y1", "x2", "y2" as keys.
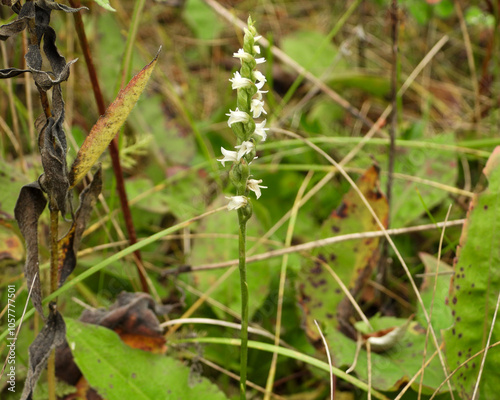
[
  {"x1": 56, "y1": 292, "x2": 167, "y2": 388},
  {"x1": 20, "y1": 305, "x2": 66, "y2": 400},
  {"x1": 58, "y1": 167, "x2": 102, "y2": 286},
  {"x1": 0, "y1": 67, "x2": 31, "y2": 78},
  {"x1": 38, "y1": 116, "x2": 70, "y2": 213},
  {"x1": 14, "y1": 181, "x2": 47, "y2": 318},
  {"x1": 363, "y1": 315, "x2": 414, "y2": 353},
  {"x1": 69, "y1": 48, "x2": 161, "y2": 188}
]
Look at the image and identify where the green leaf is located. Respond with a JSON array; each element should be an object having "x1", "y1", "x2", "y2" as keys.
[
  {"x1": 443, "y1": 147, "x2": 500, "y2": 400},
  {"x1": 328, "y1": 319, "x2": 448, "y2": 393},
  {"x1": 183, "y1": 0, "x2": 222, "y2": 41},
  {"x1": 190, "y1": 196, "x2": 276, "y2": 319},
  {"x1": 298, "y1": 166, "x2": 388, "y2": 338},
  {"x1": 417, "y1": 252, "x2": 453, "y2": 334},
  {"x1": 381, "y1": 132, "x2": 458, "y2": 226},
  {"x1": 92, "y1": 0, "x2": 116, "y2": 12},
  {"x1": 69, "y1": 49, "x2": 160, "y2": 187},
  {"x1": 281, "y1": 30, "x2": 347, "y2": 77},
  {"x1": 66, "y1": 319, "x2": 228, "y2": 400}
]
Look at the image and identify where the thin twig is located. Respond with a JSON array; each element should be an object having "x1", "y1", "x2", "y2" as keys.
[
  {"x1": 68, "y1": 0, "x2": 149, "y2": 292},
  {"x1": 313, "y1": 256, "x2": 373, "y2": 330},
  {"x1": 314, "y1": 320, "x2": 334, "y2": 400},
  {"x1": 163, "y1": 219, "x2": 465, "y2": 275},
  {"x1": 418, "y1": 205, "x2": 452, "y2": 399},
  {"x1": 453, "y1": 0, "x2": 481, "y2": 124},
  {"x1": 161, "y1": 318, "x2": 287, "y2": 345},
  {"x1": 471, "y1": 291, "x2": 500, "y2": 400},
  {"x1": 429, "y1": 341, "x2": 500, "y2": 400},
  {"x1": 379, "y1": 0, "x2": 399, "y2": 291},
  {"x1": 265, "y1": 172, "x2": 312, "y2": 399},
  {"x1": 346, "y1": 332, "x2": 363, "y2": 374},
  {"x1": 366, "y1": 340, "x2": 372, "y2": 400},
  {"x1": 197, "y1": 355, "x2": 287, "y2": 400},
  {"x1": 279, "y1": 130, "x2": 455, "y2": 396},
  {"x1": 394, "y1": 346, "x2": 441, "y2": 400}
]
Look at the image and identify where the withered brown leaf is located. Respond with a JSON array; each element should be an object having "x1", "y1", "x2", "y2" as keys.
[
  {"x1": 38, "y1": 116, "x2": 70, "y2": 213},
  {"x1": 14, "y1": 181, "x2": 47, "y2": 318},
  {"x1": 58, "y1": 167, "x2": 102, "y2": 286},
  {"x1": 21, "y1": 306, "x2": 66, "y2": 400}
]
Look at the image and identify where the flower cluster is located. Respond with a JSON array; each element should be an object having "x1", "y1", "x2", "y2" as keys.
[{"x1": 219, "y1": 17, "x2": 268, "y2": 216}]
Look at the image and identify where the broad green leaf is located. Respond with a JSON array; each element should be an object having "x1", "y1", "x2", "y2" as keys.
[
  {"x1": 381, "y1": 132, "x2": 457, "y2": 226},
  {"x1": 69, "y1": 49, "x2": 160, "y2": 187},
  {"x1": 327, "y1": 72, "x2": 391, "y2": 98},
  {"x1": 127, "y1": 174, "x2": 206, "y2": 221},
  {"x1": 328, "y1": 319, "x2": 447, "y2": 393},
  {"x1": 297, "y1": 166, "x2": 388, "y2": 339},
  {"x1": 443, "y1": 147, "x2": 500, "y2": 400},
  {"x1": 281, "y1": 30, "x2": 347, "y2": 77},
  {"x1": 190, "y1": 196, "x2": 277, "y2": 319},
  {"x1": 66, "y1": 319, "x2": 228, "y2": 400},
  {"x1": 132, "y1": 94, "x2": 196, "y2": 165},
  {"x1": 183, "y1": 0, "x2": 222, "y2": 41},
  {"x1": 93, "y1": 0, "x2": 116, "y2": 12},
  {"x1": 417, "y1": 253, "x2": 453, "y2": 334}
]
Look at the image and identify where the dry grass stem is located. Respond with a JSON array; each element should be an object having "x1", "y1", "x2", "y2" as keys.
[{"x1": 314, "y1": 319, "x2": 334, "y2": 400}]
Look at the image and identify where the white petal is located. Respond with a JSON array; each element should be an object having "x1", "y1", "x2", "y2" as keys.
[
  {"x1": 253, "y1": 45, "x2": 261, "y2": 54},
  {"x1": 235, "y1": 141, "x2": 254, "y2": 159},
  {"x1": 254, "y1": 119, "x2": 269, "y2": 141},
  {"x1": 251, "y1": 99, "x2": 266, "y2": 118},
  {"x1": 226, "y1": 108, "x2": 250, "y2": 127},
  {"x1": 229, "y1": 71, "x2": 253, "y2": 90},
  {"x1": 255, "y1": 57, "x2": 266, "y2": 64},
  {"x1": 233, "y1": 48, "x2": 253, "y2": 62},
  {"x1": 226, "y1": 195, "x2": 248, "y2": 211},
  {"x1": 253, "y1": 70, "x2": 266, "y2": 84},
  {"x1": 247, "y1": 179, "x2": 267, "y2": 199},
  {"x1": 217, "y1": 147, "x2": 239, "y2": 167}
]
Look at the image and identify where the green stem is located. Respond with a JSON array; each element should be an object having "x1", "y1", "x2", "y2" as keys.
[{"x1": 237, "y1": 210, "x2": 248, "y2": 399}]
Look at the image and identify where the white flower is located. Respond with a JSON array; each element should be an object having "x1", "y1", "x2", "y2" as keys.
[
  {"x1": 254, "y1": 35, "x2": 262, "y2": 42},
  {"x1": 253, "y1": 70, "x2": 266, "y2": 87},
  {"x1": 229, "y1": 71, "x2": 253, "y2": 90},
  {"x1": 226, "y1": 108, "x2": 250, "y2": 127},
  {"x1": 235, "y1": 141, "x2": 254, "y2": 159},
  {"x1": 251, "y1": 98, "x2": 267, "y2": 118},
  {"x1": 218, "y1": 147, "x2": 239, "y2": 167},
  {"x1": 254, "y1": 119, "x2": 268, "y2": 141},
  {"x1": 253, "y1": 45, "x2": 261, "y2": 54},
  {"x1": 255, "y1": 57, "x2": 266, "y2": 64},
  {"x1": 247, "y1": 179, "x2": 267, "y2": 199},
  {"x1": 233, "y1": 48, "x2": 253, "y2": 62},
  {"x1": 226, "y1": 195, "x2": 248, "y2": 210}
]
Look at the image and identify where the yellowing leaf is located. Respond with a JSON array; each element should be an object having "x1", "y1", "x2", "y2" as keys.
[{"x1": 69, "y1": 49, "x2": 160, "y2": 187}]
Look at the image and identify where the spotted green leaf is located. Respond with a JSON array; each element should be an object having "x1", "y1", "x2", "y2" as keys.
[
  {"x1": 69, "y1": 49, "x2": 160, "y2": 187},
  {"x1": 66, "y1": 319, "x2": 228, "y2": 400},
  {"x1": 297, "y1": 165, "x2": 388, "y2": 339},
  {"x1": 443, "y1": 146, "x2": 500, "y2": 399}
]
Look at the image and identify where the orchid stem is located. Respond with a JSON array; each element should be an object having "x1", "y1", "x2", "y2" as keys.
[{"x1": 237, "y1": 210, "x2": 249, "y2": 399}]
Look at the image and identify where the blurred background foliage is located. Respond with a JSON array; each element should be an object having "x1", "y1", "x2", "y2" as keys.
[{"x1": 1, "y1": 0, "x2": 499, "y2": 398}]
